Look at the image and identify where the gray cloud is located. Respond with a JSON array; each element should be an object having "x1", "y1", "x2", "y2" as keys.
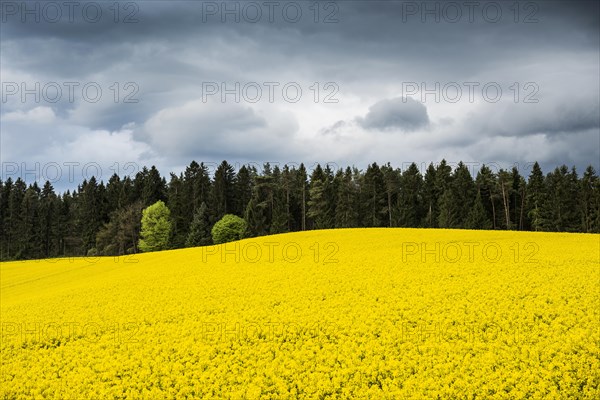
[
  {"x1": 357, "y1": 97, "x2": 429, "y2": 131},
  {"x1": 136, "y1": 99, "x2": 301, "y2": 161},
  {"x1": 1, "y1": 0, "x2": 598, "y2": 186}
]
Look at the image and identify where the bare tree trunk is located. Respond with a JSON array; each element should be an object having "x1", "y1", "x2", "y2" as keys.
[
  {"x1": 301, "y1": 185, "x2": 306, "y2": 231},
  {"x1": 519, "y1": 186, "x2": 526, "y2": 230},
  {"x1": 286, "y1": 187, "x2": 290, "y2": 231},
  {"x1": 501, "y1": 181, "x2": 510, "y2": 229},
  {"x1": 429, "y1": 202, "x2": 433, "y2": 227},
  {"x1": 491, "y1": 198, "x2": 496, "y2": 229},
  {"x1": 388, "y1": 191, "x2": 392, "y2": 227}
]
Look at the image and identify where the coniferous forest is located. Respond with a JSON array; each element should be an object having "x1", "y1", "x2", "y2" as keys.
[{"x1": 1, "y1": 160, "x2": 598, "y2": 261}]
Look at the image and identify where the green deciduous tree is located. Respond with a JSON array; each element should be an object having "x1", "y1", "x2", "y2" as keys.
[
  {"x1": 212, "y1": 214, "x2": 247, "y2": 244},
  {"x1": 139, "y1": 201, "x2": 172, "y2": 252}
]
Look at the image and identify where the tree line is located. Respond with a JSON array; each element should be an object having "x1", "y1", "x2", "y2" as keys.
[{"x1": 1, "y1": 160, "x2": 598, "y2": 260}]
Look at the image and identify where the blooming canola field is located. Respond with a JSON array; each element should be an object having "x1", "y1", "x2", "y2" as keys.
[{"x1": 1, "y1": 228, "x2": 599, "y2": 399}]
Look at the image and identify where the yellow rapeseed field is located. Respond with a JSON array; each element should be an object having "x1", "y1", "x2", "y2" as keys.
[{"x1": 1, "y1": 228, "x2": 599, "y2": 399}]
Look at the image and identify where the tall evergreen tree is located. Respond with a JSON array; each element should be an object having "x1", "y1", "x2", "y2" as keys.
[
  {"x1": 96, "y1": 201, "x2": 143, "y2": 256},
  {"x1": 497, "y1": 169, "x2": 513, "y2": 229},
  {"x1": 542, "y1": 166, "x2": 580, "y2": 232},
  {"x1": 422, "y1": 163, "x2": 437, "y2": 227},
  {"x1": 381, "y1": 163, "x2": 400, "y2": 227},
  {"x1": 167, "y1": 173, "x2": 187, "y2": 248},
  {"x1": 335, "y1": 167, "x2": 359, "y2": 228},
  {"x1": 361, "y1": 163, "x2": 387, "y2": 227},
  {"x1": 397, "y1": 163, "x2": 423, "y2": 228},
  {"x1": 297, "y1": 164, "x2": 309, "y2": 231},
  {"x1": 211, "y1": 160, "x2": 236, "y2": 221},
  {"x1": 526, "y1": 162, "x2": 545, "y2": 231},
  {"x1": 580, "y1": 166, "x2": 600, "y2": 233},
  {"x1": 234, "y1": 165, "x2": 254, "y2": 217},
  {"x1": 38, "y1": 181, "x2": 59, "y2": 258},
  {"x1": 269, "y1": 166, "x2": 288, "y2": 234},
  {"x1": 475, "y1": 165, "x2": 498, "y2": 229},
  {"x1": 465, "y1": 190, "x2": 492, "y2": 229},
  {"x1": 308, "y1": 164, "x2": 333, "y2": 229},
  {"x1": 77, "y1": 177, "x2": 105, "y2": 253},
  {"x1": 0, "y1": 178, "x2": 12, "y2": 258},
  {"x1": 20, "y1": 183, "x2": 41, "y2": 259},
  {"x1": 186, "y1": 202, "x2": 212, "y2": 246},
  {"x1": 6, "y1": 178, "x2": 27, "y2": 259},
  {"x1": 435, "y1": 160, "x2": 455, "y2": 228},
  {"x1": 511, "y1": 167, "x2": 527, "y2": 230}
]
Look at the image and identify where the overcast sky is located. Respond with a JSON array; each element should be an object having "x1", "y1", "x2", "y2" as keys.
[{"x1": 1, "y1": 0, "x2": 599, "y2": 189}]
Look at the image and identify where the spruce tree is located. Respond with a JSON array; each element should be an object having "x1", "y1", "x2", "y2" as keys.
[
  {"x1": 526, "y1": 162, "x2": 545, "y2": 231},
  {"x1": 186, "y1": 202, "x2": 212, "y2": 246},
  {"x1": 361, "y1": 163, "x2": 387, "y2": 227},
  {"x1": 465, "y1": 191, "x2": 492, "y2": 230},
  {"x1": 335, "y1": 167, "x2": 358, "y2": 228},
  {"x1": 212, "y1": 160, "x2": 236, "y2": 220},
  {"x1": 397, "y1": 163, "x2": 423, "y2": 228}
]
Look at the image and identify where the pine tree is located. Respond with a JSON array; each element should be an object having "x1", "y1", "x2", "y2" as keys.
[
  {"x1": 435, "y1": 161, "x2": 463, "y2": 228},
  {"x1": 526, "y1": 162, "x2": 545, "y2": 231},
  {"x1": 397, "y1": 163, "x2": 423, "y2": 227},
  {"x1": 244, "y1": 197, "x2": 267, "y2": 237},
  {"x1": 475, "y1": 164, "x2": 498, "y2": 229},
  {"x1": 452, "y1": 162, "x2": 476, "y2": 227},
  {"x1": 381, "y1": 163, "x2": 400, "y2": 227},
  {"x1": 269, "y1": 166, "x2": 288, "y2": 234},
  {"x1": 335, "y1": 167, "x2": 359, "y2": 228},
  {"x1": 212, "y1": 160, "x2": 236, "y2": 221},
  {"x1": 234, "y1": 165, "x2": 253, "y2": 217},
  {"x1": 281, "y1": 165, "x2": 295, "y2": 231},
  {"x1": 38, "y1": 181, "x2": 59, "y2": 258},
  {"x1": 58, "y1": 190, "x2": 81, "y2": 257},
  {"x1": 7, "y1": 178, "x2": 26, "y2": 259},
  {"x1": 0, "y1": 178, "x2": 12, "y2": 259},
  {"x1": 497, "y1": 169, "x2": 512, "y2": 229},
  {"x1": 541, "y1": 166, "x2": 580, "y2": 232},
  {"x1": 510, "y1": 167, "x2": 527, "y2": 230},
  {"x1": 183, "y1": 161, "x2": 212, "y2": 219},
  {"x1": 580, "y1": 166, "x2": 600, "y2": 233},
  {"x1": 96, "y1": 200, "x2": 143, "y2": 256},
  {"x1": 186, "y1": 202, "x2": 212, "y2": 246},
  {"x1": 244, "y1": 174, "x2": 275, "y2": 236},
  {"x1": 20, "y1": 183, "x2": 41, "y2": 259},
  {"x1": 297, "y1": 164, "x2": 309, "y2": 231},
  {"x1": 361, "y1": 163, "x2": 387, "y2": 227},
  {"x1": 308, "y1": 164, "x2": 332, "y2": 229},
  {"x1": 167, "y1": 173, "x2": 187, "y2": 248},
  {"x1": 77, "y1": 177, "x2": 104, "y2": 253},
  {"x1": 437, "y1": 190, "x2": 456, "y2": 228},
  {"x1": 465, "y1": 191, "x2": 492, "y2": 229},
  {"x1": 422, "y1": 163, "x2": 437, "y2": 227},
  {"x1": 106, "y1": 173, "x2": 123, "y2": 213}
]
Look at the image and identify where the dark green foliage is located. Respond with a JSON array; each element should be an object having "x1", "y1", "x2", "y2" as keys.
[
  {"x1": 580, "y1": 166, "x2": 600, "y2": 233},
  {"x1": 186, "y1": 202, "x2": 212, "y2": 247},
  {"x1": 465, "y1": 191, "x2": 493, "y2": 230},
  {"x1": 396, "y1": 163, "x2": 422, "y2": 228},
  {"x1": 1, "y1": 160, "x2": 596, "y2": 261},
  {"x1": 361, "y1": 163, "x2": 387, "y2": 227},
  {"x1": 211, "y1": 161, "x2": 236, "y2": 221},
  {"x1": 335, "y1": 167, "x2": 359, "y2": 228},
  {"x1": 308, "y1": 164, "x2": 332, "y2": 229},
  {"x1": 96, "y1": 201, "x2": 143, "y2": 256}
]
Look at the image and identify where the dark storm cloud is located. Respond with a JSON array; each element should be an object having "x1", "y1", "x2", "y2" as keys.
[
  {"x1": 358, "y1": 97, "x2": 429, "y2": 131},
  {"x1": 1, "y1": 0, "x2": 599, "y2": 185}
]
